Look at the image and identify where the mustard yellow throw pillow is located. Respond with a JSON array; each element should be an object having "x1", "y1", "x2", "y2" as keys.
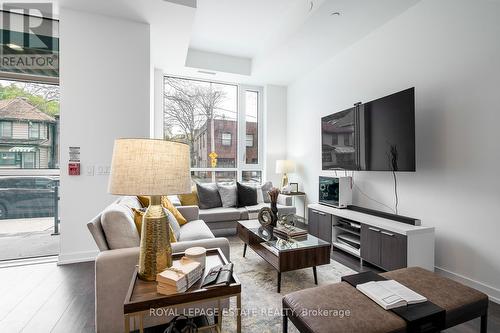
[
  {"x1": 161, "y1": 196, "x2": 188, "y2": 226},
  {"x1": 132, "y1": 208, "x2": 176, "y2": 243},
  {"x1": 178, "y1": 187, "x2": 199, "y2": 206},
  {"x1": 137, "y1": 196, "x2": 150, "y2": 207}
]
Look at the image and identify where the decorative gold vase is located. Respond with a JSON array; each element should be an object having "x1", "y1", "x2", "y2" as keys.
[{"x1": 138, "y1": 195, "x2": 172, "y2": 281}]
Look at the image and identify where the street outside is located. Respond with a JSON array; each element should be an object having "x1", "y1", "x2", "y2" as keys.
[{"x1": 0, "y1": 217, "x2": 59, "y2": 261}]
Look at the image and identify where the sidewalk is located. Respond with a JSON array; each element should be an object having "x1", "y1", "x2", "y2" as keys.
[{"x1": 0, "y1": 217, "x2": 59, "y2": 261}]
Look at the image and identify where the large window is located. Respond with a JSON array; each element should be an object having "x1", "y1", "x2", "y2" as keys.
[
  {"x1": 163, "y1": 76, "x2": 262, "y2": 184},
  {"x1": 0, "y1": 80, "x2": 59, "y2": 169}
]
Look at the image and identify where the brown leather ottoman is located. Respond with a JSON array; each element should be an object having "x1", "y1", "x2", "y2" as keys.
[
  {"x1": 283, "y1": 267, "x2": 489, "y2": 333},
  {"x1": 282, "y1": 282, "x2": 406, "y2": 333},
  {"x1": 381, "y1": 267, "x2": 489, "y2": 331}
]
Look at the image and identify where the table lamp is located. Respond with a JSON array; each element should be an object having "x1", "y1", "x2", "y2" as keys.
[
  {"x1": 108, "y1": 138, "x2": 191, "y2": 281},
  {"x1": 276, "y1": 160, "x2": 296, "y2": 188}
]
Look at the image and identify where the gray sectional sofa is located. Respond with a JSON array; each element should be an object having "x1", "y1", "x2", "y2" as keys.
[
  {"x1": 87, "y1": 189, "x2": 296, "y2": 332},
  {"x1": 199, "y1": 195, "x2": 296, "y2": 233},
  {"x1": 87, "y1": 196, "x2": 230, "y2": 333}
]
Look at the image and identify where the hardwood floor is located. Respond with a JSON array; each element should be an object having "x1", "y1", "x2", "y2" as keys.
[
  {"x1": 0, "y1": 258, "x2": 498, "y2": 332},
  {"x1": 0, "y1": 261, "x2": 94, "y2": 333}
]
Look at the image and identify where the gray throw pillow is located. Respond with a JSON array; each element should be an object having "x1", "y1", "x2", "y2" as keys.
[
  {"x1": 261, "y1": 181, "x2": 273, "y2": 203},
  {"x1": 217, "y1": 183, "x2": 237, "y2": 207},
  {"x1": 165, "y1": 208, "x2": 181, "y2": 241},
  {"x1": 196, "y1": 183, "x2": 222, "y2": 209}
]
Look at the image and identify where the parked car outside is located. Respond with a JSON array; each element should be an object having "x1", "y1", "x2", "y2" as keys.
[{"x1": 0, "y1": 176, "x2": 59, "y2": 219}]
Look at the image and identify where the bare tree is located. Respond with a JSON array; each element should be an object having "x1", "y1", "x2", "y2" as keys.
[
  {"x1": 163, "y1": 78, "x2": 228, "y2": 168},
  {"x1": 21, "y1": 82, "x2": 59, "y2": 101}
]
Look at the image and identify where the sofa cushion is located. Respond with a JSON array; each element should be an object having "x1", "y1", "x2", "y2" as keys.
[
  {"x1": 118, "y1": 196, "x2": 143, "y2": 210},
  {"x1": 178, "y1": 220, "x2": 215, "y2": 241},
  {"x1": 101, "y1": 203, "x2": 140, "y2": 249},
  {"x1": 237, "y1": 182, "x2": 257, "y2": 207},
  {"x1": 217, "y1": 183, "x2": 237, "y2": 208},
  {"x1": 196, "y1": 183, "x2": 222, "y2": 209},
  {"x1": 199, "y1": 207, "x2": 242, "y2": 223}
]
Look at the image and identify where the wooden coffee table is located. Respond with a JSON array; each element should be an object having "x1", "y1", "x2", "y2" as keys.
[
  {"x1": 237, "y1": 219, "x2": 331, "y2": 293},
  {"x1": 123, "y1": 248, "x2": 241, "y2": 333}
]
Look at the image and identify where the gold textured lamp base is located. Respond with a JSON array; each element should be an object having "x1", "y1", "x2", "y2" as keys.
[
  {"x1": 281, "y1": 173, "x2": 289, "y2": 189},
  {"x1": 138, "y1": 195, "x2": 173, "y2": 281}
]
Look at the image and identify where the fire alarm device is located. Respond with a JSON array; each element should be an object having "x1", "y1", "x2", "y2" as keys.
[{"x1": 69, "y1": 162, "x2": 80, "y2": 176}]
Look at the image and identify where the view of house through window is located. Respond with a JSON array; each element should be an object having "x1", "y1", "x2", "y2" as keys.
[
  {"x1": 164, "y1": 77, "x2": 262, "y2": 184},
  {"x1": 0, "y1": 79, "x2": 60, "y2": 261}
]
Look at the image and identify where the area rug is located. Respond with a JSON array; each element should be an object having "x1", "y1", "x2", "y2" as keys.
[{"x1": 221, "y1": 236, "x2": 356, "y2": 333}]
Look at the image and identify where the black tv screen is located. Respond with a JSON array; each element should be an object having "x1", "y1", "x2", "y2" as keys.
[{"x1": 321, "y1": 88, "x2": 415, "y2": 171}]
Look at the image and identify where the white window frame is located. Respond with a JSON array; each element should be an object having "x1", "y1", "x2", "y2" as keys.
[
  {"x1": 237, "y1": 85, "x2": 263, "y2": 182},
  {"x1": 158, "y1": 75, "x2": 264, "y2": 184}
]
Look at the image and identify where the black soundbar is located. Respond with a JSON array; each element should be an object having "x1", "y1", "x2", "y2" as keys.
[{"x1": 347, "y1": 205, "x2": 420, "y2": 226}]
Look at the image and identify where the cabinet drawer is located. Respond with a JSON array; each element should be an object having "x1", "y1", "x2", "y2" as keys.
[
  {"x1": 380, "y1": 230, "x2": 407, "y2": 271},
  {"x1": 317, "y1": 211, "x2": 332, "y2": 243},
  {"x1": 308, "y1": 208, "x2": 319, "y2": 237},
  {"x1": 361, "y1": 224, "x2": 381, "y2": 266}
]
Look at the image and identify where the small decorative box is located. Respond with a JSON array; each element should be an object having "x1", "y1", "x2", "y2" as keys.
[{"x1": 185, "y1": 247, "x2": 206, "y2": 270}]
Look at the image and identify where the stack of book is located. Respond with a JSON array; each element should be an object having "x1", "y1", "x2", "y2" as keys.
[
  {"x1": 156, "y1": 257, "x2": 203, "y2": 295},
  {"x1": 273, "y1": 226, "x2": 308, "y2": 240}
]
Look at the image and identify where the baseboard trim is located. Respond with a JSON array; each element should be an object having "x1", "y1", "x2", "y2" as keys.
[
  {"x1": 58, "y1": 250, "x2": 98, "y2": 265},
  {"x1": 435, "y1": 266, "x2": 500, "y2": 304}
]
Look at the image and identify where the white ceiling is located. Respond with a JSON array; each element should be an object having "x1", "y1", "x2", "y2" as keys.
[
  {"x1": 189, "y1": 0, "x2": 310, "y2": 58},
  {"x1": 186, "y1": 0, "x2": 421, "y2": 84},
  {"x1": 51, "y1": 0, "x2": 421, "y2": 85}
]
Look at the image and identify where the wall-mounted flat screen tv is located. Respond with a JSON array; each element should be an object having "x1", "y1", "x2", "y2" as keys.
[{"x1": 321, "y1": 88, "x2": 415, "y2": 171}]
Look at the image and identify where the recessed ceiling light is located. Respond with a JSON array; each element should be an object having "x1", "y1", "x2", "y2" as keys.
[
  {"x1": 331, "y1": 12, "x2": 341, "y2": 16},
  {"x1": 6, "y1": 43, "x2": 23, "y2": 51},
  {"x1": 198, "y1": 70, "x2": 216, "y2": 75}
]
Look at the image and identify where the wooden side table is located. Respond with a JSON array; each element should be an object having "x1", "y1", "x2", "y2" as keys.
[{"x1": 123, "y1": 248, "x2": 241, "y2": 333}]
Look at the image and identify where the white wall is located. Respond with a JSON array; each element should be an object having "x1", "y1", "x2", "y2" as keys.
[
  {"x1": 287, "y1": 0, "x2": 500, "y2": 301},
  {"x1": 59, "y1": 8, "x2": 150, "y2": 263},
  {"x1": 264, "y1": 85, "x2": 287, "y2": 186}
]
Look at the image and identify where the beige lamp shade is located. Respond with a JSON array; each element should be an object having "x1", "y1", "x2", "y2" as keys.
[
  {"x1": 108, "y1": 138, "x2": 191, "y2": 196},
  {"x1": 276, "y1": 160, "x2": 296, "y2": 174}
]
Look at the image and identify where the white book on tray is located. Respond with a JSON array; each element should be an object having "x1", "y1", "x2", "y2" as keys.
[{"x1": 356, "y1": 280, "x2": 427, "y2": 310}]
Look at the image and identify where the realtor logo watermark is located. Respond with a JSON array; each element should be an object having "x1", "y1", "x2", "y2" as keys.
[{"x1": 0, "y1": 2, "x2": 58, "y2": 71}]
